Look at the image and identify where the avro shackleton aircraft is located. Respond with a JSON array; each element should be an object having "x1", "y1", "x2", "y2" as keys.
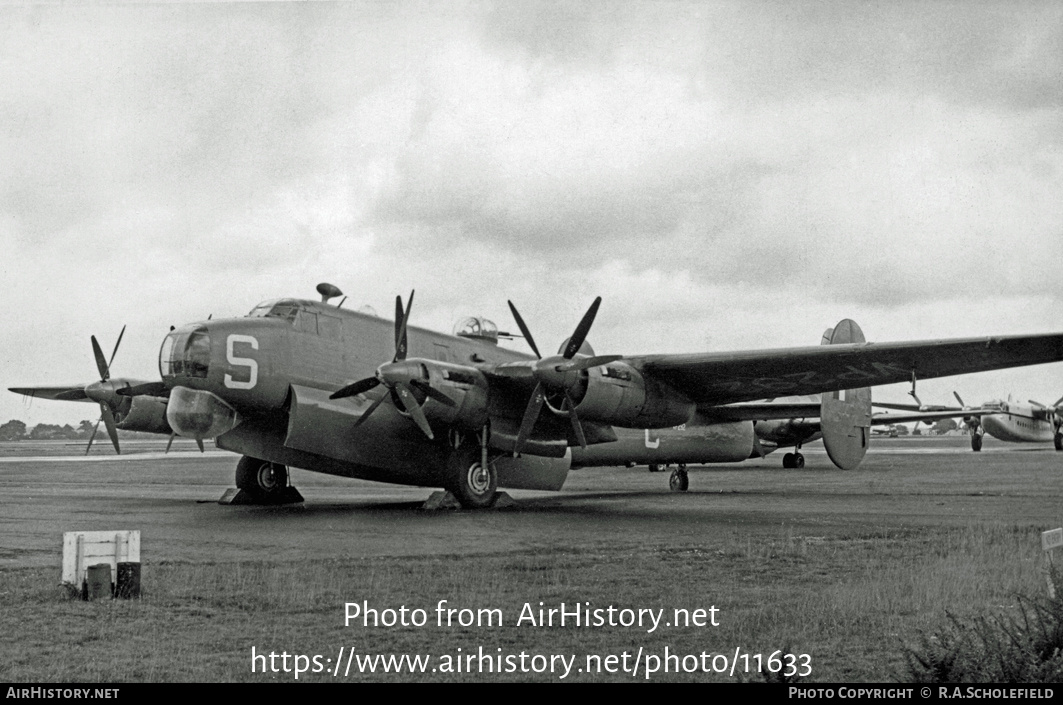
[
  {"x1": 876, "y1": 393, "x2": 1063, "y2": 452},
  {"x1": 10, "y1": 284, "x2": 1063, "y2": 508}
]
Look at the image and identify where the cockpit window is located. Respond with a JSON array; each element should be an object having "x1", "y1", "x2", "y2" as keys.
[
  {"x1": 248, "y1": 299, "x2": 298, "y2": 322},
  {"x1": 160, "y1": 326, "x2": 211, "y2": 379}
]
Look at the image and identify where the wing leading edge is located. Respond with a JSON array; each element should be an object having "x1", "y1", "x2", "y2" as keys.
[{"x1": 628, "y1": 329, "x2": 1063, "y2": 407}]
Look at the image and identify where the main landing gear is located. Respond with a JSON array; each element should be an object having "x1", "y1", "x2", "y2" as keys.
[
  {"x1": 1054, "y1": 431, "x2": 1062, "y2": 452},
  {"x1": 669, "y1": 464, "x2": 689, "y2": 492},
  {"x1": 442, "y1": 429, "x2": 498, "y2": 509},
  {"x1": 220, "y1": 456, "x2": 304, "y2": 505},
  {"x1": 971, "y1": 427, "x2": 984, "y2": 452},
  {"x1": 782, "y1": 443, "x2": 805, "y2": 469}
]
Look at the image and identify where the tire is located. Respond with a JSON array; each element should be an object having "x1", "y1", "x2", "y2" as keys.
[
  {"x1": 669, "y1": 469, "x2": 689, "y2": 492},
  {"x1": 782, "y1": 452, "x2": 795, "y2": 469},
  {"x1": 648, "y1": 463, "x2": 660, "y2": 473},
  {"x1": 971, "y1": 434, "x2": 982, "y2": 452},
  {"x1": 793, "y1": 453, "x2": 805, "y2": 469},
  {"x1": 444, "y1": 444, "x2": 497, "y2": 509},
  {"x1": 1055, "y1": 433, "x2": 1062, "y2": 451},
  {"x1": 235, "y1": 456, "x2": 289, "y2": 500}
]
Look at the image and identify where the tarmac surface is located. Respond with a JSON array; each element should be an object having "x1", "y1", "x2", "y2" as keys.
[{"x1": 2, "y1": 435, "x2": 1061, "y2": 570}]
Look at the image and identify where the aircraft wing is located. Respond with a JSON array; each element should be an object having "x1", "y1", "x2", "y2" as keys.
[
  {"x1": 698, "y1": 402, "x2": 980, "y2": 426},
  {"x1": 8, "y1": 386, "x2": 92, "y2": 402},
  {"x1": 627, "y1": 332, "x2": 1063, "y2": 407},
  {"x1": 699, "y1": 401, "x2": 821, "y2": 421},
  {"x1": 868, "y1": 409, "x2": 986, "y2": 425}
]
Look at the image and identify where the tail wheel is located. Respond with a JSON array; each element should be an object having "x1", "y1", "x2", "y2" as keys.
[
  {"x1": 236, "y1": 456, "x2": 289, "y2": 499},
  {"x1": 444, "y1": 444, "x2": 497, "y2": 509}
]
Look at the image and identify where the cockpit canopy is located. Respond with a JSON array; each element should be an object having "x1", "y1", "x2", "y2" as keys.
[
  {"x1": 248, "y1": 299, "x2": 299, "y2": 322},
  {"x1": 453, "y1": 316, "x2": 498, "y2": 344}
]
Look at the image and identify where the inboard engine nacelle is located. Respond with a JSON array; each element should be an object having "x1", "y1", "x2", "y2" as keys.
[
  {"x1": 419, "y1": 360, "x2": 490, "y2": 431},
  {"x1": 557, "y1": 362, "x2": 694, "y2": 429}
]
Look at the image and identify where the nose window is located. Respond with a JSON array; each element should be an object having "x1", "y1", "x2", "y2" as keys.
[{"x1": 160, "y1": 327, "x2": 211, "y2": 379}]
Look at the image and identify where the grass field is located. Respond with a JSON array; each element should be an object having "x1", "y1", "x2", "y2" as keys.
[{"x1": 1, "y1": 437, "x2": 1060, "y2": 682}]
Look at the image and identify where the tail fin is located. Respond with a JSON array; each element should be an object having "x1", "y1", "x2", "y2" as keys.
[{"x1": 819, "y1": 319, "x2": 872, "y2": 470}]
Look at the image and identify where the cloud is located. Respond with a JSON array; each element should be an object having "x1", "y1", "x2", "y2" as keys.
[{"x1": 2, "y1": 1, "x2": 1062, "y2": 426}]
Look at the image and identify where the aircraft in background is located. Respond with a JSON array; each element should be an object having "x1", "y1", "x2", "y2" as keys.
[
  {"x1": 875, "y1": 393, "x2": 1063, "y2": 452},
  {"x1": 10, "y1": 283, "x2": 1063, "y2": 508}
]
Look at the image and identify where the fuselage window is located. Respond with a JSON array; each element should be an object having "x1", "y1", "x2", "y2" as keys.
[
  {"x1": 318, "y1": 314, "x2": 342, "y2": 340},
  {"x1": 295, "y1": 310, "x2": 319, "y2": 335}
]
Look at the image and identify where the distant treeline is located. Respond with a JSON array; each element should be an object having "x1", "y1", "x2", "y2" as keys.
[{"x1": 0, "y1": 419, "x2": 161, "y2": 441}]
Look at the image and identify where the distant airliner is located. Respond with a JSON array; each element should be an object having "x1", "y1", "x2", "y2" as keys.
[{"x1": 874, "y1": 393, "x2": 1063, "y2": 452}]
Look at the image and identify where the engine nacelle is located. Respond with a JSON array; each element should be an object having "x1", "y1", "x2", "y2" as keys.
[
  {"x1": 167, "y1": 386, "x2": 239, "y2": 439},
  {"x1": 420, "y1": 361, "x2": 490, "y2": 431},
  {"x1": 754, "y1": 418, "x2": 818, "y2": 446},
  {"x1": 116, "y1": 395, "x2": 173, "y2": 435},
  {"x1": 559, "y1": 362, "x2": 694, "y2": 429}
]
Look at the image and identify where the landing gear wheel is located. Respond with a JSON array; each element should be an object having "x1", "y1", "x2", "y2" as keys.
[
  {"x1": 782, "y1": 452, "x2": 794, "y2": 469},
  {"x1": 235, "y1": 456, "x2": 289, "y2": 501},
  {"x1": 648, "y1": 463, "x2": 660, "y2": 473},
  {"x1": 443, "y1": 443, "x2": 497, "y2": 509},
  {"x1": 971, "y1": 433, "x2": 983, "y2": 452},
  {"x1": 793, "y1": 453, "x2": 805, "y2": 468},
  {"x1": 1055, "y1": 432, "x2": 1062, "y2": 451},
  {"x1": 669, "y1": 467, "x2": 689, "y2": 492}
]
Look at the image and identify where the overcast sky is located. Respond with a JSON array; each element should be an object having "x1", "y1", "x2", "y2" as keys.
[{"x1": 2, "y1": 1, "x2": 1061, "y2": 428}]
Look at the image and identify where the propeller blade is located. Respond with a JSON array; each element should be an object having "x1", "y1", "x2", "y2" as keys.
[
  {"x1": 108, "y1": 325, "x2": 126, "y2": 369},
  {"x1": 563, "y1": 390, "x2": 587, "y2": 449},
  {"x1": 507, "y1": 301, "x2": 542, "y2": 359},
  {"x1": 85, "y1": 416, "x2": 102, "y2": 455},
  {"x1": 513, "y1": 382, "x2": 545, "y2": 456},
  {"x1": 1053, "y1": 395, "x2": 1063, "y2": 408},
  {"x1": 409, "y1": 379, "x2": 456, "y2": 407},
  {"x1": 352, "y1": 392, "x2": 390, "y2": 428},
  {"x1": 393, "y1": 290, "x2": 414, "y2": 362},
  {"x1": 395, "y1": 382, "x2": 433, "y2": 439},
  {"x1": 953, "y1": 391, "x2": 966, "y2": 407},
  {"x1": 165, "y1": 433, "x2": 175, "y2": 453},
  {"x1": 394, "y1": 296, "x2": 404, "y2": 356},
  {"x1": 330, "y1": 377, "x2": 381, "y2": 400},
  {"x1": 563, "y1": 297, "x2": 602, "y2": 359},
  {"x1": 100, "y1": 404, "x2": 120, "y2": 455},
  {"x1": 1030, "y1": 400, "x2": 1046, "y2": 408},
  {"x1": 91, "y1": 336, "x2": 110, "y2": 381},
  {"x1": 556, "y1": 354, "x2": 623, "y2": 372},
  {"x1": 195, "y1": 437, "x2": 205, "y2": 453},
  {"x1": 117, "y1": 381, "x2": 168, "y2": 397}
]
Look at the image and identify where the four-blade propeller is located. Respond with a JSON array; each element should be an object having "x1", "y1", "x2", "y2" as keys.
[
  {"x1": 506, "y1": 297, "x2": 620, "y2": 456},
  {"x1": 83, "y1": 326, "x2": 127, "y2": 455},
  {"x1": 330, "y1": 292, "x2": 455, "y2": 439}
]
